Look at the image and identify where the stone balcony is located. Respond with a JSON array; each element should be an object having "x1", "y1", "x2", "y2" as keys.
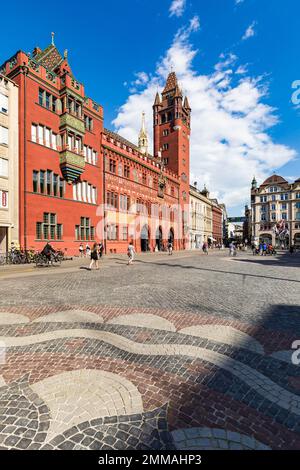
[{"x1": 60, "y1": 148, "x2": 85, "y2": 183}]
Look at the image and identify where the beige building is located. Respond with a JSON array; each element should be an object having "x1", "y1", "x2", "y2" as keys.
[
  {"x1": 0, "y1": 74, "x2": 19, "y2": 253},
  {"x1": 250, "y1": 174, "x2": 300, "y2": 248},
  {"x1": 189, "y1": 183, "x2": 212, "y2": 249}
]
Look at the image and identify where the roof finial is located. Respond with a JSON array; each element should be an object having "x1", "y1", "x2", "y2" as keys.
[
  {"x1": 51, "y1": 32, "x2": 55, "y2": 46},
  {"x1": 64, "y1": 49, "x2": 68, "y2": 60}
]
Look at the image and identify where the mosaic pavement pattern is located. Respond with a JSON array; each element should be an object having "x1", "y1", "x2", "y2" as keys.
[{"x1": 0, "y1": 305, "x2": 300, "y2": 450}]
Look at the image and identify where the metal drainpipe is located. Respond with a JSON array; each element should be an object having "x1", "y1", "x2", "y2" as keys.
[
  {"x1": 103, "y1": 148, "x2": 107, "y2": 255},
  {"x1": 22, "y1": 65, "x2": 29, "y2": 251}
]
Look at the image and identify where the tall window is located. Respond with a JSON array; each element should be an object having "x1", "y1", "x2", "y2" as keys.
[
  {"x1": 59, "y1": 179, "x2": 64, "y2": 198},
  {"x1": 40, "y1": 171, "x2": 45, "y2": 194},
  {"x1": 45, "y1": 128, "x2": 51, "y2": 147},
  {"x1": 124, "y1": 165, "x2": 130, "y2": 178},
  {"x1": 33, "y1": 171, "x2": 39, "y2": 193},
  {"x1": 109, "y1": 159, "x2": 116, "y2": 173},
  {"x1": 31, "y1": 124, "x2": 37, "y2": 142},
  {"x1": 38, "y1": 125, "x2": 44, "y2": 144},
  {"x1": 53, "y1": 174, "x2": 58, "y2": 196},
  {"x1": 120, "y1": 194, "x2": 129, "y2": 211},
  {"x1": 0, "y1": 93, "x2": 8, "y2": 114},
  {"x1": 0, "y1": 158, "x2": 8, "y2": 178},
  {"x1": 39, "y1": 88, "x2": 44, "y2": 106},
  {"x1": 84, "y1": 115, "x2": 93, "y2": 131},
  {"x1": 36, "y1": 222, "x2": 42, "y2": 240},
  {"x1": 75, "y1": 217, "x2": 94, "y2": 240},
  {"x1": 36, "y1": 212, "x2": 62, "y2": 240},
  {"x1": 51, "y1": 133, "x2": 57, "y2": 150},
  {"x1": 0, "y1": 125, "x2": 8, "y2": 145},
  {"x1": 45, "y1": 92, "x2": 51, "y2": 109},
  {"x1": 107, "y1": 224, "x2": 118, "y2": 240},
  {"x1": 106, "y1": 191, "x2": 118, "y2": 208},
  {"x1": 122, "y1": 225, "x2": 128, "y2": 240},
  {"x1": 47, "y1": 170, "x2": 52, "y2": 195}
]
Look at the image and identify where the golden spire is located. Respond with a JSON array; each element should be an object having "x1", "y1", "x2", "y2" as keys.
[{"x1": 138, "y1": 112, "x2": 149, "y2": 155}]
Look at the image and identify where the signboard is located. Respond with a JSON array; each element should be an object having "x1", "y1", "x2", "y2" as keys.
[
  {"x1": 0, "y1": 190, "x2": 8, "y2": 209},
  {"x1": 228, "y1": 217, "x2": 246, "y2": 223}
]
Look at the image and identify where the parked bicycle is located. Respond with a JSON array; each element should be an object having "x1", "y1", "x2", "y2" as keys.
[{"x1": 35, "y1": 250, "x2": 63, "y2": 267}]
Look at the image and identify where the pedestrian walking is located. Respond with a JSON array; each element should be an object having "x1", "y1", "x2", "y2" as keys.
[
  {"x1": 88, "y1": 243, "x2": 99, "y2": 270},
  {"x1": 202, "y1": 242, "x2": 208, "y2": 255},
  {"x1": 127, "y1": 240, "x2": 135, "y2": 265},
  {"x1": 168, "y1": 241, "x2": 173, "y2": 255},
  {"x1": 85, "y1": 243, "x2": 91, "y2": 258},
  {"x1": 99, "y1": 242, "x2": 104, "y2": 258},
  {"x1": 79, "y1": 243, "x2": 84, "y2": 258}
]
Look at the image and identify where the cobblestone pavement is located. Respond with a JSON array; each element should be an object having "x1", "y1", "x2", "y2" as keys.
[{"x1": 0, "y1": 250, "x2": 299, "y2": 450}]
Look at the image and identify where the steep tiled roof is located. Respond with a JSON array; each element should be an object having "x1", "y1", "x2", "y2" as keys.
[
  {"x1": 33, "y1": 44, "x2": 64, "y2": 71},
  {"x1": 162, "y1": 72, "x2": 178, "y2": 93}
]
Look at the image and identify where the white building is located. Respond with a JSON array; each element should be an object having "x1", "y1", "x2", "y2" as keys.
[
  {"x1": 189, "y1": 184, "x2": 213, "y2": 249},
  {"x1": 0, "y1": 74, "x2": 19, "y2": 253},
  {"x1": 250, "y1": 174, "x2": 300, "y2": 248}
]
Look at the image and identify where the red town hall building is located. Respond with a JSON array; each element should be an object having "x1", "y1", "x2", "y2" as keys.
[{"x1": 0, "y1": 38, "x2": 190, "y2": 255}]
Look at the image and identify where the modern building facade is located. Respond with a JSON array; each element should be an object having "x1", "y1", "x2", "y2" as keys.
[
  {"x1": 250, "y1": 174, "x2": 300, "y2": 248},
  {"x1": 0, "y1": 74, "x2": 19, "y2": 253}
]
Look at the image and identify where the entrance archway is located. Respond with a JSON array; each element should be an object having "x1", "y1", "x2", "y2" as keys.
[
  {"x1": 259, "y1": 234, "x2": 272, "y2": 245},
  {"x1": 141, "y1": 225, "x2": 150, "y2": 252},
  {"x1": 156, "y1": 226, "x2": 163, "y2": 251}
]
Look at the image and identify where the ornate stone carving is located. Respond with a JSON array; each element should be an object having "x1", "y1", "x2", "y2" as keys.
[
  {"x1": 60, "y1": 150, "x2": 85, "y2": 183},
  {"x1": 60, "y1": 112, "x2": 85, "y2": 135}
]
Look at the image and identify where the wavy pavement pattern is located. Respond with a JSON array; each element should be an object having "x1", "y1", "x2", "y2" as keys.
[
  {"x1": 1, "y1": 329, "x2": 299, "y2": 415},
  {"x1": 31, "y1": 370, "x2": 143, "y2": 443}
]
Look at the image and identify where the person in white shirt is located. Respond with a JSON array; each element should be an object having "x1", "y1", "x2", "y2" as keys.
[{"x1": 127, "y1": 241, "x2": 135, "y2": 265}]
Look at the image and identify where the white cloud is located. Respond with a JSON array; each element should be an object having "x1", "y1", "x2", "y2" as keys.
[
  {"x1": 112, "y1": 19, "x2": 296, "y2": 212},
  {"x1": 235, "y1": 0, "x2": 245, "y2": 4},
  {"x1": 169, "y1": 0, "x2": 186, "y2": 17},
  {"x1": 242, "y1": 21, "x2": 257, "y2": 40}
]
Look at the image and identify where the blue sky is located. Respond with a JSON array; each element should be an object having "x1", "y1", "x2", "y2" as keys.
[{"x1": 1, "y1": 0, "x2": 299, "y2": 214}]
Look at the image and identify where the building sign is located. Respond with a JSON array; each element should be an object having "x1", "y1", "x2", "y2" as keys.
[
  {"x1": 228, "y1": 217, "x2": 246, "y2": 223},
  {"x1": 0, "y1": 190, "x2": 8, "y2": 208}
]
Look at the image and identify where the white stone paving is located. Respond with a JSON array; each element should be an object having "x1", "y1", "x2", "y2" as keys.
[
  {"x1": 179, "y1": 325, "x2": 264, "y2": 354},
  {"x1": 31, "y1": 369, "x2": 143, "y2": 443},
  {"x1": 107, "y1": 313, "x2": 176, "y2": 331},
  {"x1": 32, "y1": 309, "x2": 103, "y2": 324},
  {"x1": 0, "y1": 312, "x2": 29, "y2": 324}
]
